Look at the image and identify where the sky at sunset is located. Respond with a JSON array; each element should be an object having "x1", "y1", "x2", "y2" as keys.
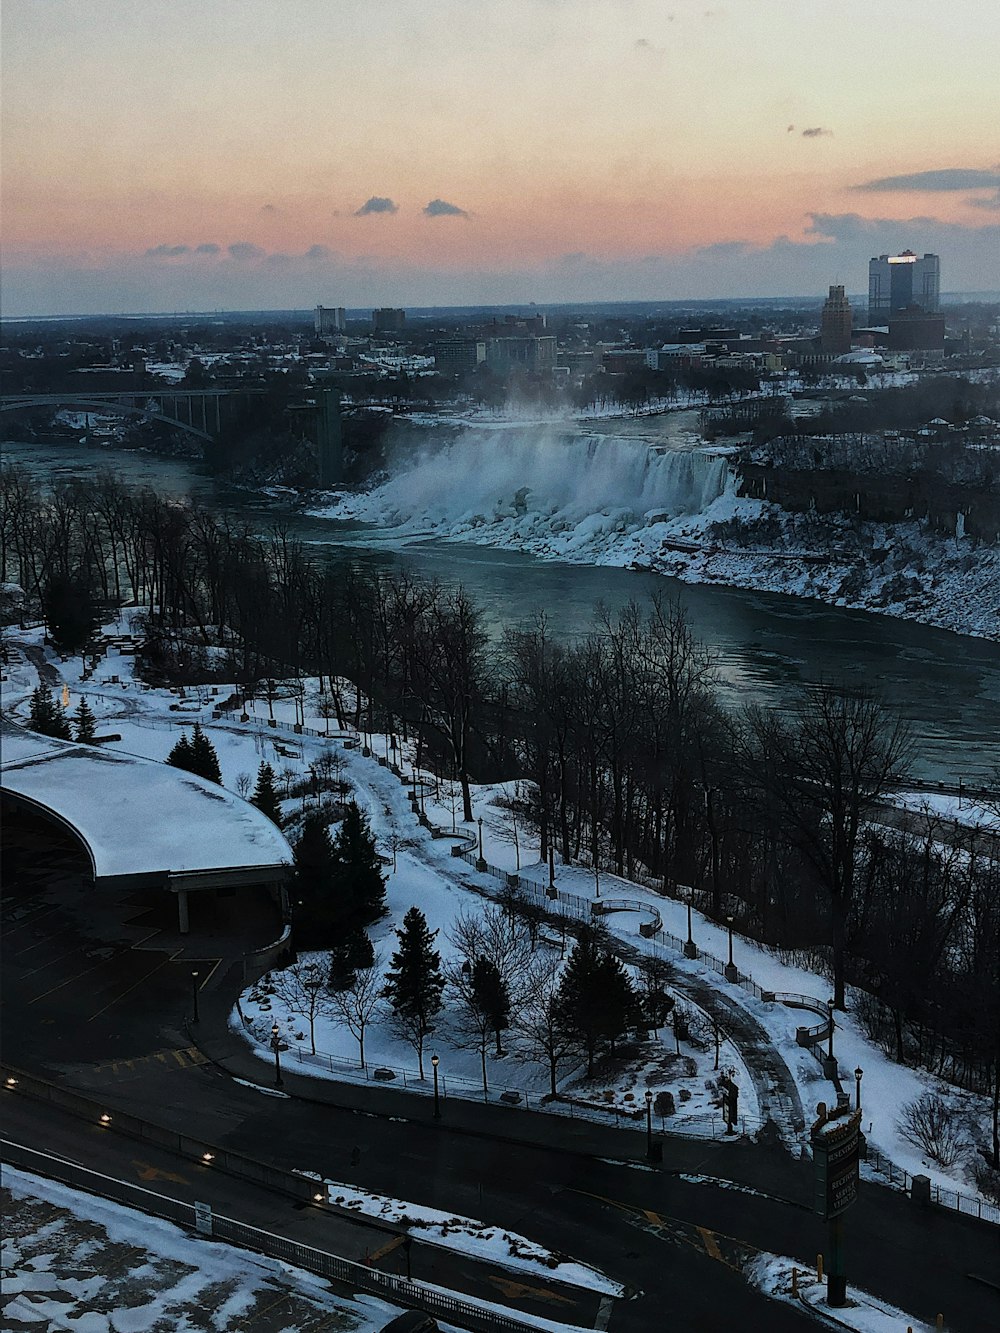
[{"x1": 2, "y1": 0, "x2": 998, "y2": 315}]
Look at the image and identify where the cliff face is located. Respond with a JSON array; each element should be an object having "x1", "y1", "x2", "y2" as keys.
[{"x1": 737, "y1": 462, "x2": 1000, "y2": 543}]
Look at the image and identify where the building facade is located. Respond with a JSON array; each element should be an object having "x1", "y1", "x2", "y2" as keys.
[
  {"x1": 314, "y1": 305, "x2": 346, "y2": 335},
  {"x1": 820, "y1": 285, "x2": 853, "y2": 354},
  {"x1": 484, "y1": 335, "x2": 557, "y2": 376},
  {"x1": 373, "y1": 308, "x2": 406, "y2": 332},
  {"x1": 433, "y1": 338, "x2": 486, "y2": 374},
  {"x1": 868, "y1": 252, "x2": 940, "y2": 324}
]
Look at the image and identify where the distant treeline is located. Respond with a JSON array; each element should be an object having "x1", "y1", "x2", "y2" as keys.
[{"x1": 2, "y1": 464, "x2": 998, "y2": 1117}]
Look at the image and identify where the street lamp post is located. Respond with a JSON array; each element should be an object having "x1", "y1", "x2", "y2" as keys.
[
  {"x1": 191, "y1": 970, "x2": 200, "y2": 1023},
  {"x1": 271, "y1": 1021, "x2": 283, "y2": 1088},
  {"x1": 431, "y1": 1054, "x2": 440, "y2": 1119},
  {"x1": 645, "y1": 1089, "x2": 654, "y2": 1159},
  {"x1": 724, "y1": 915, "x2": 738, "y2": 982},
  {"x1": 854, "y1": 1066, "x2": 863, "y2": 1112},
  {"x1": 822, "y1": 998, "x2": 838, "y2": 1081},
  {"x1": 477, "y1": 817, "x2": 485, "y2": 868},
  {"x1": 684, "y1": 889, "x2": 697, "y2": 959}
]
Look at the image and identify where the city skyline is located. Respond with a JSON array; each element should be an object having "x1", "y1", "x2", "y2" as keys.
[{"x1": 2, "y1": 0, "x2": 998, "y2": 315}]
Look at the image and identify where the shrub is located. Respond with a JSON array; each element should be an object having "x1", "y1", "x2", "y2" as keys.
[{"x1": 898, "y1": 1093, "x2": 966, "y2": 1168}]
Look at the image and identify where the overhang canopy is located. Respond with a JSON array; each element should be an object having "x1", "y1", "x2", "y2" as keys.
[{"x1": 1, "y1": 720, "x2": 291, "y2": 889}]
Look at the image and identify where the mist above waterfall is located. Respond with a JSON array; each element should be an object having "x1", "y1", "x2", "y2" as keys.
[{"x1": 356, "y1": 425, "x2": 727, "y2": 526}]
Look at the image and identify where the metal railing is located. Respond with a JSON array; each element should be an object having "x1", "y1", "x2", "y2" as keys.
[
  {"x1": 0, "y1": 1138, "x2": 538, "y2": 1332},
  {"x1": 862, "y1": 1145, "x2": 1000, "y2": 1226}
]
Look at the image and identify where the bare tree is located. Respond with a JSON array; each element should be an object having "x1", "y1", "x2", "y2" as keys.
[
  {"x1": 449, "y1": 905, "x2": 533, "y2": 1020},
  {"x1": 512, "y1": 956, "x2": 579, "y2": 1097},
  {"x1": 738, "y1": 685, "x2": 912, "y2": 1008},
  {"x1": 270, "y1": 956, "x2": 334, "y2": 1055},
  {"x1": 330, "y1": 955, "x2": 384, "y2": 1067}
]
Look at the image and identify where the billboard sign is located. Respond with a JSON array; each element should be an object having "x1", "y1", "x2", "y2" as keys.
[{"x1": 811, "y1": 1103, "x2": 862, "y2": 1220}]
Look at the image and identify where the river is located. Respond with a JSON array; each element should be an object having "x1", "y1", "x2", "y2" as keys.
[{"x1": 5, "y1": 435, "x2": 999, "y2": 784}]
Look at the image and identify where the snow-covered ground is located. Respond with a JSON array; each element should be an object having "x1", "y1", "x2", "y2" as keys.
[
  {"x1": 2, "y1": 1164, "x2": 403, "y2": 1332},
  {"x1": 307, "y1": 1179, "x2": 624, "y2": 1295},
  {"x1": 745, "y1": 1252, "x2": 938, "y2": 1333},
  {"x1": 3, "y1": 623, "x2": 997, "y2": 1213}
]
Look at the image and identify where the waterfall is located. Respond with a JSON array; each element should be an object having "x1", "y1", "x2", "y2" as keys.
[{"x1": 369, "y1": 427, "x2": 729, "y2": 530}]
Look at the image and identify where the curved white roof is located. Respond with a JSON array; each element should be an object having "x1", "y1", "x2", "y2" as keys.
[{"x1": 1, "y1": 720, "x2": 291, "y2": 885}]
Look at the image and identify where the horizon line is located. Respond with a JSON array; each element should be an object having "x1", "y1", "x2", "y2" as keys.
[{"x1": 4, "y1": 289, "x2": 999, "y2": 324}]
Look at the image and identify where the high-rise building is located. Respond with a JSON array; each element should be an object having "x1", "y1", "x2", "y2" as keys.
[
  {"x1": 433, "y1": 338, "x2": 486, "y2": 374},
  {"x1": 868, "y1": 251, "x2": 940, "y2": 324},
  {"x1": 820, "y1": 285, "x2": 853, "y2": 354},
  {"x1": 484, "y1": 335, "x2": 557, "y2": 376},
  {"x1": 314, "y1": 305, "x2": 346, "y2": 335},
  {"x1": 373, "y1": 308, "x2": 406, "y2": 332}
]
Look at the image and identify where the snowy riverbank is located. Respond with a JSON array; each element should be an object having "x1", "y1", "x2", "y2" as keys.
[{"x1": 312, "y1": 469, "x2": 999, "y2": 643}]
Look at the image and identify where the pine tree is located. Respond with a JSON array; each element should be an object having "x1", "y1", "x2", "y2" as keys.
[
  {"x1": 73, "y1": 698, "x2": 98, "y2": 745},
  {"x1": 293, "y1": 812, "x2": 338, "y2": 947},
  {"x1": 331, "y1": 800, "x2": 386, "y2": 933},
  {"x1": 597, "y1": 951, "x2": 638, "y2": 1056},
  {"x1": 383, "y1": 906, "x2": 444, "y2": 1078},
  {"x1": 166, "y1": 732, "x2": 194, "y2": 772},
  {"x1": 556, "y1": 925, "x2": 635, "y2": 1076},
  {"x1": 328, "y1": 929, "x2": 376, "y2": 992},
  {"x1": 472, "y1": 956, "x2": 510, "y2": 1058},
  {"x1": 190, "y1": 722, "x2": 222, "y2": 783},
  {"x1": 251, "y1": 761, "x2": 282, "y2": 824},
  {"x1": 27, "y1": 686, "x2": 71, "y2": 740}
]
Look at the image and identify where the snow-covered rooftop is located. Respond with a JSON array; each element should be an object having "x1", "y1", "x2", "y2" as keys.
[{"x1": 0, "y1": 720, "x2": 291, "y2": 885}]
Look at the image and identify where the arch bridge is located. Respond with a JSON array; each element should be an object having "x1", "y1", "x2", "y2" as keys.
[
  {"x1": 1, "y1": 386, "x2": 343, "y2": 481},
  {"x1": 1, "y1": 389, "x2": 267, "y2": 444}
]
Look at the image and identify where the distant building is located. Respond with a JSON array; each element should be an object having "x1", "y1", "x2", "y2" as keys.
[
  {"x1": 868, "y1": 251, "x2": 940, "y2": 323},
  {"x1": 601, "y1": 348, "x2": 649, "y2": 374},
  {"x1": 484, "y1": 335, "x2": 557, "y2": 376},
  {"x1": 677, "y1": 326, "x2": 739, "y2": 345},
  {"x1": 433, "y1": 338, "x2": 486, "y2": 374},
  {"x1": 314, "y1": 305, "x2": 346, "y2": 335},
  {"x1": 820, "y1": 285, "x2": 853, "y2": 354},
  {"x1": 887, "y1": 305, "x2": 946, "y2": 352},
  {"x1": 373, "y1": 308, "x2": 406, "y2": 332}
]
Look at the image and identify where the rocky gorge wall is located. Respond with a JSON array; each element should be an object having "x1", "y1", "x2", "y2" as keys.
[{"x1": 737, "y1": 463, "x2": 1000, "y2": 543}]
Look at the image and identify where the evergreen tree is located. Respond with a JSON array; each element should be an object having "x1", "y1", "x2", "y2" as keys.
[
  {"x1": 383, "y1": 906, "x2": 444, "y2": 1078},
  {"x1": 166, "y1": 732, "x2": 194, "y2": 773},
  {"x1": 42, "y1": 571, "x2": 98, "y2": 655},
  {"x1": 190, "y1": 722, "x2": 222, "y2": 783},
  {"x1": 27, "y1": 686, "x2": 71, "y2": 739},
  {"x1": 556, "y1": 926, "x2": 636, "y2": 1076},
  {"x1": 596, "y1": 951, "x2": 639, "y2": 1056},
  {"x1": 331, "y1": 800, "x2": 386, "y2": 932},
  {"x1": 328, "y1": 929, "x2": 376, "y2": 992},
  {"x1": 73, "y1": 698, "x2": 98, "y2": 745},
  {"x1": 293, "y1": 812, "x2": 338, "y2": 946},
  {"x1": 472, "y1": 956, "x2": 511, "y2": 1058},
  {"x1": 251, "y1": 761, "x2": 282, "y2": 824}
]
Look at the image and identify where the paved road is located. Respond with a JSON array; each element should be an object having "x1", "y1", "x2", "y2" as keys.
[{"x1": 3, "y1": 809, "x2": 999, "y2": 1332}]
